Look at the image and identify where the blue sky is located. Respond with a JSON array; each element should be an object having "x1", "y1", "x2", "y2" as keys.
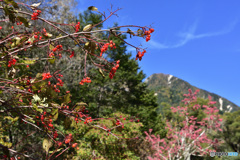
[{"x1": 76, "y1": 0, "x2": 240, "y2": 106}]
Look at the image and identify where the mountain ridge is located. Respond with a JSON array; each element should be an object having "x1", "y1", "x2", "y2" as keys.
[{"x1": 145, "y1": 73, "x2": 240, "y2": 113}]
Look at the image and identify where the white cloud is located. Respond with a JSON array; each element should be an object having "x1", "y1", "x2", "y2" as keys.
[{"x1": 145, "y1": 19, "x2": 238, "y2": 49}]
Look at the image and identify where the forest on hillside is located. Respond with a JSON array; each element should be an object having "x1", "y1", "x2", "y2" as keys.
[{"x1": 0, "y1": 0, "x2": 239, "y2": 160}]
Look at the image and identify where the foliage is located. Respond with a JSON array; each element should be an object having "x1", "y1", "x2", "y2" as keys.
[
  {"x1": 145, "y1": 89, "x2": 223, "y2": 160},
  {"x1": 0, "y1": 0, "x2": 155, "y2": 159},
  {"x1": 222, "y1": 110, "x2": 240, "y2": 153}
]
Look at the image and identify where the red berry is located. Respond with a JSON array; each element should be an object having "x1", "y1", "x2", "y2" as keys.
[
  {"x1": 72, "y1": 143, "x2": 78, "y2": 148},
  {"x1": 149, "y1": 28, "x2": 154, "y2": 33},
  {"x1": 58, "y1": 142, "x2": 62, "y2": 146},
  {"x1": 65, "y1": 138, "x2": 71, "y2": 144}
]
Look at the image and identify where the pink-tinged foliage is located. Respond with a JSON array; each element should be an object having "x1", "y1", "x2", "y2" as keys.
[{"x1": 145, "y1": 89, "x2": 223, "y2": 160}]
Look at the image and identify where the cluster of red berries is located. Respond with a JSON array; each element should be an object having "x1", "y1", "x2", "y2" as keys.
[
  {"x1": 16, "y1": 21, "x2": 23, "y2": 25},
  {"x1": 65, "y1": 133, "x2": 72, "y2": 144},
  {"x1": 51, "y1": 45, "x2": 63, "y2": 58},
  {"x1": 145, "y1": 28, "x2": 154, "y2": 42},
  {"x1": 48, "y1": 118, "x2": 53, "y2": 127},
  {"x1": 75, "y1": 117, "x2": 80, "y2": 123},
  {"x1": 84, "y1": 117, "x2": 92, "y2": 124},
  {"x1": 75, "y1": 22, "x2": 80, "y2": 32},
  {"x1": 43, "y1": 28, "x2": 46, "y2": 32},
  {"x1": 58, "y1": 74, "x2": 63, "y2": 77},
  {"x1": 49, "y1": 52, "x2": 54, "y2": 57},
  {"x1": 8, "y1": 58, "x2": 17, "y2": 67},
  {"x1": 79, "y1": 77, "x2": 91, "y2": 85},
  {"x1": 53, "y1": 84, "x2": 60, "y2": 93},
  {"x1": 135, "y1": 50, "x2": 146, "y2": 61},
  {"x1": 63, "y1": 134, "x2": 79, "y2": 148},
  {"x1": 100, "y1": 43, "x2": 108, "y2": 56},
  {"x1": 42, "y1": 72, "x2": 52, "y2": 80},
  {"x1": 42, "y1": 28, "x2": 50, "y2": 39},
  {"x1": 109, "y1": 40, "x2": 116, "y2": 49},
  {"x1": 100, "y1": 40, "x2": 116, "y2": 56},
  {"x1": 109, "y1": 60, "x2": 120, "y2": 79},
  {"x1": 36, "y1": 112, "x2": 54, "y2": 130},
  {"x1": 31, "y1": 10, "x2": 41, "y2": 20},
  {"x1": 34, "y1": 34, "x2": 42, "y2": 42},
  {"x1": 56, "y1": 78, "x2": 64, "y2": 86},
  {"x1": 52, "y1": 44, "x2": 63, "y2": 52},
  {"x1": 53, "y1": 131, "x2": 58, "y2": 139},
  {"x1": 70, "y1": 51, "x2": 74, "y2": 58},
  {"x1": 116, "y1": 119, "x2": 121, "y2": 125},
  {"x1": 0, "y1": 26, "x2": 2, "y2": 29},
  {"x1": 77, "y1": 111, "x2": 85, "y2": 118}
]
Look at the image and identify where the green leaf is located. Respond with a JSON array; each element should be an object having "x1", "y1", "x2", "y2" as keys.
[
  {"x1": 17, "y1": 16, "x2": 29, "y2": 27},
  {"x1": 49, "y1": 44, "x2": 54, "y2": 50},
  {"x1": 64, "y1": 117, "x2": 72, "y2": 129},
  {"x1": 22, "y1": 59, "x2": 36, "y2": 64},
  {"x1": 4, "y1": 116, "x2": 14, "y2": 121},
  {"x1": 88, "y1": 6, "x2": 98, "y2": 11},
  {"x1": 76, "y1": 102, "x2": 88, "y2": 106},
  {"x1": 10, "y1": 42, "x2": 16, "y2": 48},
  {"x1": 84, "y1": 41, "x2": 96, "y2": 53},
  {"x1": 49, "y1": 148, "x2": 62, "y2": 153},
  {"x1": 137, "y1": 29, "x2": 144, "y2": 37},
  {"x1": 25, "y1": 36, "x2": 34, "y2": 44},
  {"x1": 45, "y1": 33, "x2": 52, "y2": 37},
  {"x1": 15, "y1": 37, "x2": 21, "y2": 45},
  {"x1": 36, "y1": 73, "x2": 42, "y2": 79},
  {"x1": 74, "y1": 102, "x2": 87, "y2": 111},
  {"x1": 63, "y1": 93, "x2": 71, "y2": 104},
  {"x1": 98, "y1": 68, "x2": 105, "y2": 78},
  {"x1": 83, "y1": 24, "x2": 93, "y2": 32},
  {"x1": 4, "y1": 0, "x2": 19, "y2": 9},
  {"x1": 48, "y1": 56, "x2": 55, "y2": 64},
  {"x1": 42, "y1": 138, "x2": 53, "y2": 153},
  {"x1": 3, "y1": 7, "x2": 10, "y2": 15},
  {"x1": 9, "y1": 12, "x2": 16, "y2": 23},
  {"x1": 51, "y1": 108, "x2": 58, "y2": 121}
]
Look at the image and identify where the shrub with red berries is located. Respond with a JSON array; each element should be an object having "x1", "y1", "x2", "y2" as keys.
[
  {"x1": 75, "y1": 22, "x2": 80, "y2": 32},
  {"x1": 145, "y1": 28, "x2": 154, "y2": 42},
  {"x1": 0, "y1": 1, "x2": 153, "y2": 159},
  {"x1": 109, "y1": 60, "x2": 120, "y2": 79},
  {"x1": 135, "y1": 50, "x2": 146, "y2": 61},
  {"x1": 79, "y1": 77, "x2": 91, "y2": 85},
  {"x1": 31, "y1": 10, "x2": 41, "y2": 20},
  {"x1": 8, "y1": 58, "x2": 17, "y2": 67}
]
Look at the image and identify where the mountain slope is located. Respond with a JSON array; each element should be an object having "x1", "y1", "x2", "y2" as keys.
[{"x1": 145, "y1": 73, "x2": 239, "y2": 113}]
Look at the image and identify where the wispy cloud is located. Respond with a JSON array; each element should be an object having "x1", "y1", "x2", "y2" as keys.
[{"x1": 145, "y1": 19, "x2": 238, "y2": 49}]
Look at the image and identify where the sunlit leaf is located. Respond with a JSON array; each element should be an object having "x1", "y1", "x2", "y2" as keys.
[
  {"x1": 88, "y1": 6, "x2": 98, "y2": 11},
  {"x1": 98, "y1": 68, "x2": 105, "y2": 78},
  {"x1": 48, "y1": 56, "x2": 55, "y2": 64},
  {"x1": 83, "y1": 24, "x2": 93, "y2": 32},
  {"x1": 42, "y1": 139, "x2": 53, "y2": 153},
  {"x1": 30, "y1": 2, "x2": 41, "y2": 8}
]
